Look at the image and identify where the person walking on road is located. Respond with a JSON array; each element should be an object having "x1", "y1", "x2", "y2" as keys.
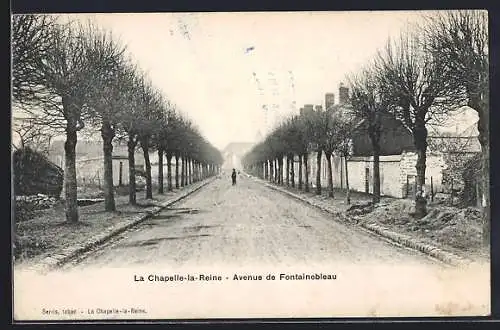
[{"x1": 231, "y1": 168, "x2": 237, "y2": 186}]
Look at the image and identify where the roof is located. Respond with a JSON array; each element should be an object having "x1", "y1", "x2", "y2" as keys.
[
  {"x1": 328, "y1": 104, "x2": 415, "y2": 156},
  {"x1": 330, "y1": 104, "x2": 481, "y2": 155}
]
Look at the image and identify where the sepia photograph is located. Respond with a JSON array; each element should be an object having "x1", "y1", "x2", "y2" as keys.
[{"x1": 11, "y1": 10, "x2": 490, "y2": 321}]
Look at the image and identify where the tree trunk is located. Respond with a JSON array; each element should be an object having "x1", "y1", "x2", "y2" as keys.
[
  {"x1": 193, "y1": 160, "x2": 197, "y2": 182},
  {"x1": 281, "y1": 157, "x2": 284, "y2": 185},
  {"x1": 304, "y1": 153, "x2": 310, "y2": 192},
  {"x1": 180, "y1": 155, "x2": 185, "y2": 187},
  {"x1": 372, "y1": 141, "x2": 381, "y2": 204},
  {"x1": 175, "y1": 153, "x2": 180, "y2": 188},
  {"x1": 274, "y1": 158, "x2": 280, "y2": 184},
  {"x1": 345, "y1": 154, "x2": 350, "y2": 204},
  {"x1": 188, "y1": 158, "x2": 192, "y2": 184},
  {"x1": 298, "y1": 154, "x2": 303, "y2": 190},
  {"x1": 167, "y1": 153, "x2": 173, "y2": 191},
  {"x1": 158, "y1": 148, "x2": 164, "y2": 194},
  {"x1": 101, "y1": 121, "x2": 116, "y2": 212},
  {"x1": 141, "y1": 138, "x2": 153, "y2": 199},
  {"x1": 414, "y1": 118, "x2": 428, "y2": 218},
  {"x1": 127, "y1": 135, "x2": 137, "y2": 205},
  {"x1": 290, "y1": 154, "x2": 295, "y2": 188},
  {"x1": 184, "y1": 156, "x2": 188, "y2": 185},
  {"x1": 186, "y1": 158, "x2": 189, "y2": 185},
  {"x1": 466, "y1": 76, "x2": 489, "y2": 245},
  {"x1": 194, "y1": 160, "x2": 197, "y2": 181},
  {"x1": 272, "y1": 159, "x2": 275, "y2": 182},
  {"x1": 286, "y1": 155, "x2": 290, "y2": 187},
  {"x1": 269, "y1": 160, "x2": 273, "y2": 182},
  {"x1": 476, "y1": 105, "x2": 490, "y2": 245},
  {"x1": 326, "y1": 152, "x2": 334, "y2": 198},
  {"x1": 64, "y1": 127, "x2": 79, "y2": 223},
  {"x1": 316, "y1": 150, "x2": 322, "y2": 195},
  {"x1": 280, "y1": 157, "x2": 283, "y2": 184},
  {"x1": 193, "y1": 160, "x2": 200, "y2": 182}
]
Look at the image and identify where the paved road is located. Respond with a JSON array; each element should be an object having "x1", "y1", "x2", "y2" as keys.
[{"x1": 71, "y1": 173, "x2": 441, "y2": 269}]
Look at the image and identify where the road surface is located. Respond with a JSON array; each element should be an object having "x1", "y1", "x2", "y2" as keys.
[
  {"x1": 23, "y1": 174, "x2": 490, "y2": 319},
  {"x1": 71, "y1": 173, "x2": 441, "y2": 269}
]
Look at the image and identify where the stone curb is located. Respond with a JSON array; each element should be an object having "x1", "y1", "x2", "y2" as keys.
[
  {"x1": 30, "y1": 178, "x2": 216, "y2": 273},
  {"x1": 258, "y1": 178, "x2": 469, "y2": 267}
]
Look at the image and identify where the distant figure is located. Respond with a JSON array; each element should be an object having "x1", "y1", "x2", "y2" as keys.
[{"x1": 231, "y1": 168, "x2": 237, "y2": 185}]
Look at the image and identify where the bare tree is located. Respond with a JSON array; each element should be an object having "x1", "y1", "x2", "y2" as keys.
[
  {"x1": 296, "y1": 115, "x2": 312, "y2": 191},
  {"x1": 375, "y1": 29, "x2": 460, "y2": 218},
  {"x1": 116, "y1": 63, "x2": 144, "y2": 206},
  {"x1": 320, "y1": 110, "x2": 338, "y2": 198},
  {"x1": 424, "y1": 10, "x2": 489, "y2": 244},
  {"x1": 302, "y1": 109, "x2": 327, "y2": 195},
  {"x1": 11, "y1": 14, "x2": 55, "y2": 105},
  {"x1": 136, "y1": 78, "x2": 163, "y2": 200},
  {"x1": 12, "y1": 117, "x2": 54, "y2": 154},
  {"x1": 347, "y1": 67, "x2": 387, "y2": 204},
  {"x1": 153, "y1": 101, "x2": 173, "y2": 194},
  {"x1": 281, "y1": 115, "x2": 305, "y2": 188},
  {"x1": 321, "y1": 108, "x2": 358, "y2": 200},
  {"x1": 16, "y1": 20, "x2": 107, "y2": 223},
  {"x1": 85, "y1": 25, "x2": 127, "y2": 212},
  {"x1": 162, "y1": 110, "x2": 184, "y2": 191},
  {"x1": 334, "y1": 112, "x2": 358, "y2": 205}
]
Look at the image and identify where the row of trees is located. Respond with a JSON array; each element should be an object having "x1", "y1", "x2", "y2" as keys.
[
  {"x1": 12, "y1": 14, "x2": 223, "y2": 223},
  {"x1": 242, "y1": 106, "x2": 357, "y2": 201},
  {"x1": 242, "y1": 10, "x2": 489, "y2": 244}
]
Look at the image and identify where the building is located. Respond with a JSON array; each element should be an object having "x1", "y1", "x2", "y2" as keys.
[
  {"x1": 48, "y1": 139, "x2": 145, "y2": 187},
  {"x1": 300, "y1": 104, "x2": 315, "y2": 116},
  {"x1": 338, "y1": 83, "x2": 349, "y2": 104},
  {"x1": 325, "y1": 93, "x2": 335, "y2": 110},
  {"x1": 303, "y1": 105, "x2": 423, "y2": 198},
  {"x1": 286, "y1": 85, "x2": 480, "y2": 199}
]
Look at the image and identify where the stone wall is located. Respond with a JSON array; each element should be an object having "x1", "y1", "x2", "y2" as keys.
[
  {"x1": 268, "y1": 150, "x2": 447, "y2": 200},
  {"x1": 399, "y1": 151, "x2": 446, "y2": 198}
]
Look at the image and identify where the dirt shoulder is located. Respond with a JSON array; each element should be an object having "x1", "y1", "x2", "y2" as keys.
[
  {"x1": 13, "y1": 181, "x2": 211, "y2": 268},
  {"x1": 349, "y1": 198, "x2": 489, "y2": 263},
  {"x1": 260, "y1": 179, "x2": 489, "y2": 264}
]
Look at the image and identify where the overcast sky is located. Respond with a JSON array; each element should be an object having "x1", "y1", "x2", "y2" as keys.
[{"x1": 64, "y1": 11, "x2": 433, "y2": 149}]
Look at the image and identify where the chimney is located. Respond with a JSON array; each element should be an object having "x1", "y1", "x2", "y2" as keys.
[
  {"x1": 325, "y1": 93, "x2": 335, "y2": 110},
  {"x1": 338, "y1": 83, "x2": 349, "y2": 105}
]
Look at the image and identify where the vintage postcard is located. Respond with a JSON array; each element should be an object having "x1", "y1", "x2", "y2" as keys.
[{"x1": 11, "y1": 10, "x2": 490, "y2": 321}]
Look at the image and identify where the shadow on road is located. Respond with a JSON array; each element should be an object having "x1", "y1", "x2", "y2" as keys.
[
  {"x1": 119, "y1": 234, "x2": 212, "y2": 248},
  {"x1": 165, "y1": 207, "x2": 205, "y2": 215}
]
